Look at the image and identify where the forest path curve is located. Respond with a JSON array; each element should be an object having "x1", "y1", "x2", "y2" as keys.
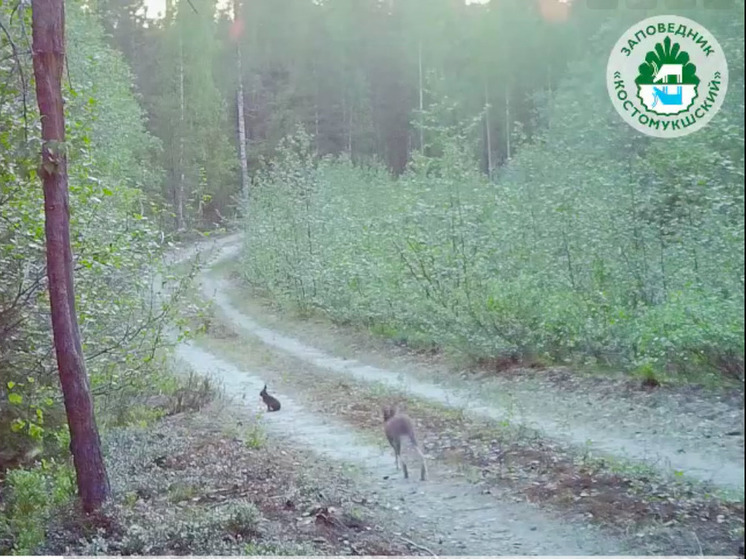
[
  {"x1": 173, "y1": 341, "x2": 627, "y2": 555},
  {"x1": 193, "y1": 235, "x2": 744, "y2": 493}
]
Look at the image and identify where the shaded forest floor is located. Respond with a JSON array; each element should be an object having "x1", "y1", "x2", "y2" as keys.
[
  {"x1": 44, "y1": 403, "x2": 425, "y2": 555},
  {"x1": 44, "y1": 234, "x2": 746, "y2": 555}
]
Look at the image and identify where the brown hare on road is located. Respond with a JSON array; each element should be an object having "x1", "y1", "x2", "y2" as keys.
[
  {"x1": 260, "y1": 384, "x2": 281, "y2": 412},
  {"x1": 382, "y1": 405, "x2": 427, "y2": 481}
]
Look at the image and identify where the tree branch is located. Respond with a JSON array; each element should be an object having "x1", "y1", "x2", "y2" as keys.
[{"x1": 0, "y1": 18, "x2": 29, "y2": 140}]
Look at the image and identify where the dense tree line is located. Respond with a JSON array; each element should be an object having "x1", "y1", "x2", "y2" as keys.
[
  {"x1": 94, "y1": 0, "x2": 602, "y2": 228},
  {"x1": 237, "y1": 2, "x2": 744, "y2": 380}
]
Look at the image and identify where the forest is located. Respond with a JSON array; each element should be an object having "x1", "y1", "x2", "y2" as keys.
[{"x1": 1, "y1": 0, "x2": 744, "y2": 555}]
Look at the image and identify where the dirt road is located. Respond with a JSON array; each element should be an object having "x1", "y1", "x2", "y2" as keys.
[{"x1": 168, "y1": 234, "x2": 744, "y2": 555}]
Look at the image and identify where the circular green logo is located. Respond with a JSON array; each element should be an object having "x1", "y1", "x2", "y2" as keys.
[{"x1": 607, "y1": 15, "x2": 728, "y2": 138}]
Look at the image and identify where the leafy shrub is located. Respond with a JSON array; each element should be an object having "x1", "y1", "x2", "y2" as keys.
[
  {"x1": 0, "y1": 460, "x2": 75, "y2": 554},
  {"x1": 241, "y1": 9, "x2": 744, "y2": 383},
  {"x1": 0, "y1": 0, "x2": 192, "y2": 464}
]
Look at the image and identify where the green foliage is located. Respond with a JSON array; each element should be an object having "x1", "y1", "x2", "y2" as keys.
[
  {"x1": 121, "y1": 405, "x2": 167, "y2": 428},
  {"x1": 223, "y1": 500, "x2": 260, "y2": 538},
  {"x1": 243, "y1": 421, "x2": 267, "y2": 450},
  {"x1": 1, "y1": 0, "x2": 184, "y2": 465},
  {"x1": 167, "y1": 482, "x2": 200, "y2": 503},
  {"x1": 140, "y1": 0, "x2": 239, "y2": 230},
  {"x1": 633, "y1": 362, "x2": 661, "y2": 386},
  {"x1": 108, "y1": 0, "x2": 578, "y2": 180},
  {"x1": 241, "y1": 8, "x2": 744, "y2": 383},
  {"x1": 0, "y1": 460, "x2": 75, "y2": 554}
]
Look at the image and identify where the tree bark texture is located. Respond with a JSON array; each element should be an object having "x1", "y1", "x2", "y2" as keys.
[
  {"x1": 233, "y1": 0, "x2": 249, "y2": 206},
  {"x1": 31, "y1": 0, "x2": 111, "y2": 514},
  {"x1": 236, "y1": 49, "x2": 249, "y2": 202}
]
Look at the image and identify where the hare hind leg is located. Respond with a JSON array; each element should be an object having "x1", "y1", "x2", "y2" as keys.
[
  {"x1": 415, "y1": 447, "x2": 428, "y2": 481},
  {"x1": 392, "y1": 438, "x2": 401, "y2": 471}
]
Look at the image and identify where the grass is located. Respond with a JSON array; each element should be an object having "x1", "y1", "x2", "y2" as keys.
[
  {"x1": 167, "y1": 482, "x2": 201, "y2": 504},
  {"x1": 242, "y1": 418, "x2": 267, "y2": 450},
  {"x1": 0, "y1": 459, "x2": 75, "y2": 554}
]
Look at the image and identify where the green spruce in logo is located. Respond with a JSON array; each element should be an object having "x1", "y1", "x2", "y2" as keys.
[{"x1": 635, "y1": 36, "x2": 699, "y2": 116}]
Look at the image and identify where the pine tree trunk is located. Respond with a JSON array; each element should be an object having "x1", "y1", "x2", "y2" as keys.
[{"x1": 31, "y1": 0, "x2": 110, "y2": 514}]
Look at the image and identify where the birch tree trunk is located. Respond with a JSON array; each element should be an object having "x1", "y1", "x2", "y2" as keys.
[
  {"x1": 31, "y1": 0, "x2": 110, "y2": 513},
  {"x1": 176, "y1": 29, "x2": 186, "y2": 231},
  {"x1": 484, "y1": 80, "x2": 493, "y2": 179},
  {"x1": 504, "y1": 82, "x2": 511, "y2": 162},
  {"x1": 346, "y1": 91, "x2": 353, "y2": 155},
  {"x1": 234, "y1": 0, "x2": 249, "y2": 203},
  {"x1": 236, "y1": 49, "x2": 249, "y2": 202},
  {"x1": 418, "y1": 39, "x2": 424, "y2": 153},
  {"x1": 314, "y1": 103, "x2": 320, "y2": 156}
]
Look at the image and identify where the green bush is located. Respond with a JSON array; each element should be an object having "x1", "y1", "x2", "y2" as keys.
[
  {"x1": 241, "y1": 9, "x2": 744, "y2": 383},
  {"x1": 0, "y1": 460, "x2": 75, "y2": 554},
  {"x1": 1, "y1": 0, "x2": 188, "y2": 465}
]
